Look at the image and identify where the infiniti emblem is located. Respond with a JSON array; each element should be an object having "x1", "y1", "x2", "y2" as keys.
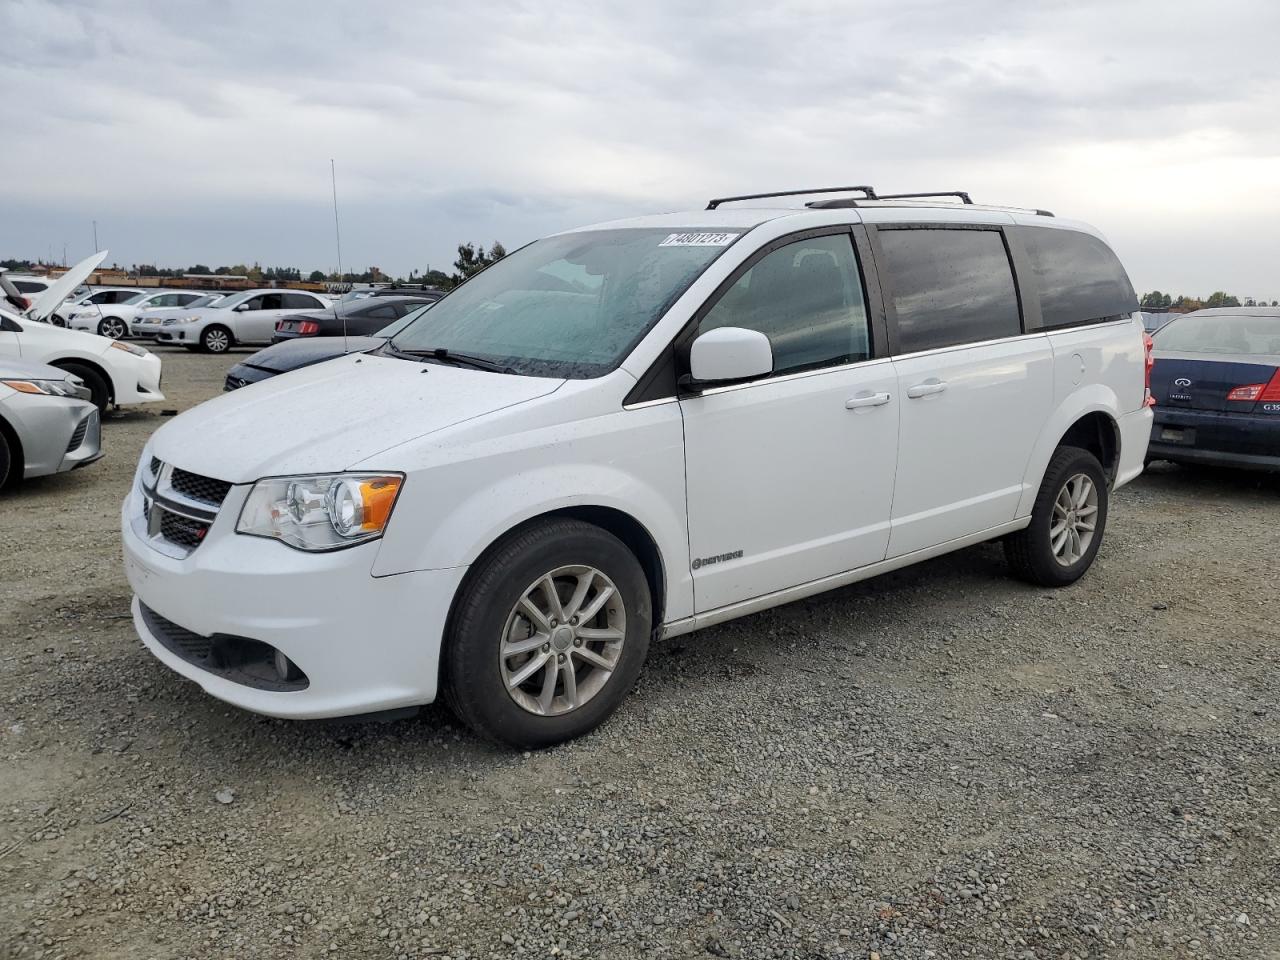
[{"x1": 1174, "y1": 377, "x2": 1192, "y2": 387}]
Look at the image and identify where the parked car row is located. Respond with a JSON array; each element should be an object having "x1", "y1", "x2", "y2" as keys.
[{"x1": 0, "y1": 252, "x2": 167, "y2": 488}]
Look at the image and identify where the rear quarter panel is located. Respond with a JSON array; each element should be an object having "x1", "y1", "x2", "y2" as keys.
[{"x1": 1016, "y1": 316, "x2": 1147, "y2": 516}]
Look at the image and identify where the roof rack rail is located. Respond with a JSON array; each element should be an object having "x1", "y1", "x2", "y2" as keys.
[
  {"x1": 706, "y1": 185, "x2": 878, "y2": 210},
  {"x1": 877, "y1": 190, "x2": 972, "y2": 204}
]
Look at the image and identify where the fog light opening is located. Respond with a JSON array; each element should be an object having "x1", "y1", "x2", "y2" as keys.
[{"x1": 274, "y1": 650, "x2": 301, "y2": 682}]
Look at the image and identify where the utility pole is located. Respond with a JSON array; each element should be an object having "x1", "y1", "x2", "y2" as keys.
[{"x1": 92, "y1": 220, "x2": 99, "y2": 252}]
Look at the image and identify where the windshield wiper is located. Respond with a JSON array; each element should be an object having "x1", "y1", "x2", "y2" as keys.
[{"x1": 386, "y1": 343, "x2": 518, "y2": 375}]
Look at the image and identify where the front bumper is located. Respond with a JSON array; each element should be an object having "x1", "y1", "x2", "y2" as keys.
[
  {"x1": 131, "y1": 320, "x2": 164, "y2": 339},
  {"x1": 3, "y1": 394, "x2": 102, "y2": 478},
  {"x1": 107, "y1": 349, "x2": 165, "y2": 405},
  {"x1": 1149, "y1": 407, "x2": 1280, "y2": 471},
  {"x1": 121, "y1": 478, "x2": 467, "y2": 718}
]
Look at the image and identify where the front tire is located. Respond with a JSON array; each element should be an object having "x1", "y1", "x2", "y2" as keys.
[
  {"x1": 97, "y1": 316, "x2": 127, "y2": 340},
  {"x1": 201, "y1": 325, "x2": 232, "y2": 353},
  {"x1": 0, "y1": 429, "x2": 13, "y2": 488},
  {"x1": 52, "y1": 362, "x2": 111, "y2": 414},
  {"x1": 1004, "y1": 446, "x2": 1109, "y2": 587},
  {"x1": 443, "y1": 518, "x2": 652, "y2": 749}
]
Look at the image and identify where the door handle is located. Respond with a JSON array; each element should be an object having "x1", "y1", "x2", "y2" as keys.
[
  {"x1": 907, "y1": 379, "x2": 948, "y2": 399},
  {"x1": 845, "y1": 391, "x2": 892, "y2": 409}
]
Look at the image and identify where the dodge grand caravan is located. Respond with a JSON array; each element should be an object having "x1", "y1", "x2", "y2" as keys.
[{"x1": 122, "y1": 186, "x2": 1153, "y2": 748}]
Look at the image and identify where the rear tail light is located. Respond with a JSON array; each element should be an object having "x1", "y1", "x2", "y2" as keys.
[
  {"x1": 1143, "y1": 332, "x2": 1155, "y2": 407},
  {"x1": 1262, "y1": 369, "x2": 1280, "y2": 402},
  {"x1": 1227, "y1": 369, "x2": 1280, "y2": 403},
  {"x1": 297, "y1": 320, "x2": 319, "y2": 335}
]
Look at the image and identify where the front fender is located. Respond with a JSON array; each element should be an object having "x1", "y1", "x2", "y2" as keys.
[{"x1": 370, "y1": 404, "x2": 693, "y2": 622}]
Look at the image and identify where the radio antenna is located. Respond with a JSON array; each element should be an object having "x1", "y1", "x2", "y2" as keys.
[{"x1": 331, "y1": 158, "x2": 347, "y2": 352}]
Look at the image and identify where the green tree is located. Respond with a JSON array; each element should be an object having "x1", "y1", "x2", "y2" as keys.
[
  {"x1": 450, "y1": 241, "x2": 508, "y2": 285},
  {"x1": 308, "y1": 270, "x2": 326, "y2": 282},
  {"x1": 1204, "y1": 291, "x2": 1240, "y2": 308}
]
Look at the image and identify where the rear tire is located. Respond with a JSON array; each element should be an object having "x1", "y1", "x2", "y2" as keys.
[
  {"x1": 443, "y1": 518, "x2": 652, "y2": 749},
  {"x1": 52, "y1": 362, "x2": 110, "y2": 414},
  {"x1": 97, "y1": 316, "x2": 127, "y2": 340},
  {"x1": 201, "y1": 325, "x2": 232, "y2": 353},
  {"x1": 1004, "y1": 446, "x2": 1109, "y2": 587}
]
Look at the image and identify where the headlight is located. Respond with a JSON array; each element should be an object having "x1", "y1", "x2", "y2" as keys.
[
  {"x1": 172, "y1": 315, "x2": 201, "y2": 324},
  {"x1": 236, "y1": 473, "x2": 404, "y2": 551},
  {"x1": 1, "y1": 377, "x2": 82, "y2": 398},
  {"x1": 110, "y1": 340, "x2": 149, "y2": 356}
]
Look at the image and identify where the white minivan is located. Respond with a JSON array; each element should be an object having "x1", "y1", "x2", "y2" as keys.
[{"x1": 122, "y1": 188, "x2": 1153, "y2": 747}]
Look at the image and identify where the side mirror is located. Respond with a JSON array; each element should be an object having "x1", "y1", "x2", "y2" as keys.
[
  {"x1": 687, "y1": 327, "x2": 773, "y2": 386},
  {"x1": 234, "y1": 302, "x2": 250, "y2": 312}
]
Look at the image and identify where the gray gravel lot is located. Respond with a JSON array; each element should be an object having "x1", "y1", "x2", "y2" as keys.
[{"x1": 2, "y1": 347, "x2": 1279, "y2": 960}]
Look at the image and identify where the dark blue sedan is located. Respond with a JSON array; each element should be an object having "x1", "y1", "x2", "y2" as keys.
[{"x1": 1148, "y1": 308, "x2": 1280, "y2": 471}]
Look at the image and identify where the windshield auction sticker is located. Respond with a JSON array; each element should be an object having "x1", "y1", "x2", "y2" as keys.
[{"x1": 659, "y1": 232, "x2": 738, "y2": 247}]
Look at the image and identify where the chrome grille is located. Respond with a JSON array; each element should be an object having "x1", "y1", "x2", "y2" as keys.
[
  {"x1": 136, "y1": 457, "x2": 231, "y2": 558},
  {"x1": 159, "y1": 510, "x2": 209, "y2": 549},
  {"x1": 170, "y1": 468, "x2": 232, "y2": 507}
]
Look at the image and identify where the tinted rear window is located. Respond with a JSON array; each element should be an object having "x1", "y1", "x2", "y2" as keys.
[
  {"x1": 1024, "y1": 227, "x2": 1136, "y2": 329},
  {"x1": 878, "y1": 228, "x2": 1021, "y2": 353},
  {"x1": 1155, "y1": 313, "x2": 1280, "y2": 356}
]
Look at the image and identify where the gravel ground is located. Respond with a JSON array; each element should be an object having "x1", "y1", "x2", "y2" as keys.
[{"x1": 2, "y1": 346, "x2": 1279, "y2": 960}]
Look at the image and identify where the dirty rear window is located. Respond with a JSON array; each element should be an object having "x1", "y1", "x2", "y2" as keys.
[{"x1": 388, "y1": 228, "x2": 744, "y2": 378}]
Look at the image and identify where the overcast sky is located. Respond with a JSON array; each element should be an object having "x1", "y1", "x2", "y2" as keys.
[{"x1": 3, "y1": 0, "x2": 1278, "y2": 299}]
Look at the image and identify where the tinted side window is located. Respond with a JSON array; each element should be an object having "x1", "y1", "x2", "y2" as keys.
[
  {"x1": 175, "y1": 293, "x2": 200, "y2": 306},
  {"x1": 258, "y1": 293, "x2": 285, "y2": 310},
  {"x1": 879, "y1": 228, "x2": 1021, "y2": 353},
  {"x1": 1024, "y1": 228, "x2": 1137, "y2": 329},
  {"x1": 282, "y1": 292, "x2": 320, "y2": 309},
  {"x1": 698, "y1": 234, "x2": 871, "y2": 375},
  {"x1": 14, "y1": 280, "x2": 45, "y2": 293},
  {"x1": 364, "y1": 303, "x2": 400, "y2": 319},
  {"x1": 106, "y1": 291, "x2": 134, "y2": 304}
]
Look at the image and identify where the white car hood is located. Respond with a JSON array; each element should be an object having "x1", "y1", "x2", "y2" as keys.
[
  {"x1": 149, "y1": 353, "x2": 564, "y2": 483},
  {"x1": 27, "y1": 250, "x2": 108, "y2": 321}
]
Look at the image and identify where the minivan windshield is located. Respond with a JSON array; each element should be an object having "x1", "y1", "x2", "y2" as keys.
[
  {"x1": 1155, "y1": 313, "x2": 1280, "y2": 357},
  {"x1": 388, "y1": 228, "x2": 744, "y2": 378}
]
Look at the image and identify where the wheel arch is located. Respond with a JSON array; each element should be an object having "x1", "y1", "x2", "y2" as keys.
[
  {"x1": 48, "y1": 356, "x2": 116, "y2": 405},
  {"x1": 0, "y1": 411, "x2": 24, "y2": 485},
  {"x1": 1057, "y1": 411, "x2": 1120, "y2": 482},
  {"x1": 1017, "y1": 386, "x2": 1124, "y2": 517},
  {"x1": 443, "y1": 504, "x2": 668, "y2": 640}
]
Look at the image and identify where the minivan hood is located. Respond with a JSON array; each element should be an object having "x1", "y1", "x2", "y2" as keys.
[
  {"x1": 27, "y1": 250, "x2": 108, "y2": 321},
  {"x1": 149, "y1": 354, "x2": 564, "y2": 483}
]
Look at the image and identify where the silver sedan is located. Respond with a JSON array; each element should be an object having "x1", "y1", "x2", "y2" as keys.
[{"x1": 0, "y1": 359, "x2": 102, "y2": 486}]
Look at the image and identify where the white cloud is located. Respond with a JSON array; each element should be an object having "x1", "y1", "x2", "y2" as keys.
[{"x1": 2, "y1": 0, "x2": 1277, "y2": 297}]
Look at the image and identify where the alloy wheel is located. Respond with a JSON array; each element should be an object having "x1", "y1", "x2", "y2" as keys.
[
  {"x1": 500, "y1": 565, "x2": 626, "y2": 716},
  {"x1": 205, "y1": 329, "x2": 230, "y2": 353},
  {"x1": 1050, "y1": 472, "x2": 1099, "y2": 566},
  {"x1": 101, "y1": 318, "x2": 126, "y2": 339}
]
